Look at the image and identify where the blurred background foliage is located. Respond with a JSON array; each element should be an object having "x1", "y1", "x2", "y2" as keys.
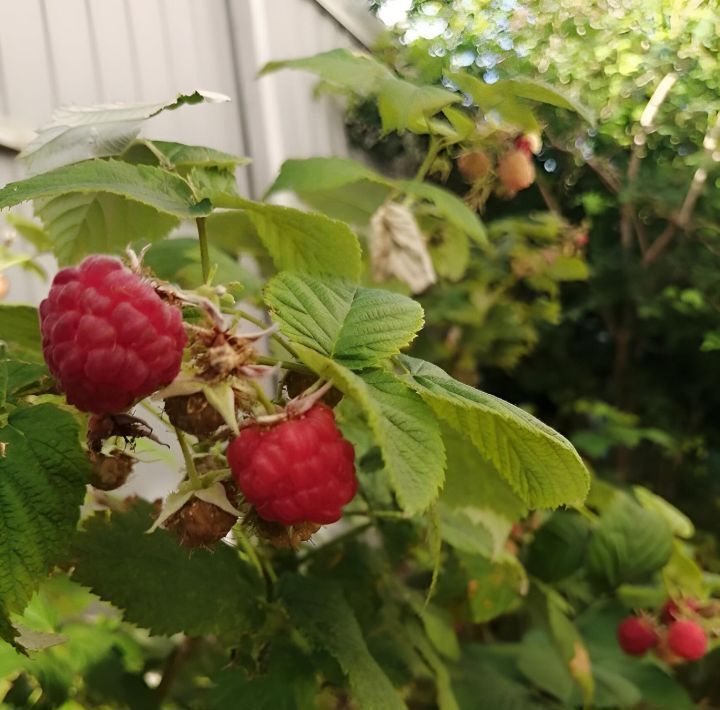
[{"x1": 361, "y1": 0, "x2": 720, "y2": 538}]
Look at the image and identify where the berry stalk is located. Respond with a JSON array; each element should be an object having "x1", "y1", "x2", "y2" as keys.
[{"x1": 195, "y1": 217, "x2": 211, "y2": 284}]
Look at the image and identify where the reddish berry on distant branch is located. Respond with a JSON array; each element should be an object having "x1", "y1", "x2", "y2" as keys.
[
  {"x1": 228, "y1": 403, "x2": 357, "y2": 526},
  {"x1": 39, "y1": 255, "x2": 186, "y2": 414},
  {"x1": 617, "y1": 616, "x2": 659, "y2": 656},
  {"x1": 667, "y1": 620, "x2": 708, "y2": 661}
]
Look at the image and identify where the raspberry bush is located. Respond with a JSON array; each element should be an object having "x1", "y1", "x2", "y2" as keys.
[{"x1": 0, "y1": 41, "x2": 713, "y2": 710}]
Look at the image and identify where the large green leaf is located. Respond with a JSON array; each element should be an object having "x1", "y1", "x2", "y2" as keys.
[
  {"x1": 266, "y1": 158, "x2": 486, "y2": 242},
  {"x1": 526, "y1": 512, "x2": 591, "y2": 583},
  {"x1": 214, "y1": 195, "x2": 361, "y2": 280},
  {"x1": 459, "y1": 553, "x2": 526, "y2": 623},
  {"x1": 503, "y1": 78, "x2": 594, "y2": 124},
  {"x1": 436, "y1": 504, "x2": 495, "y2": 558},
  {"x1": 71, "y1": 502, "x2": 262, "y2": 639},
  {"x1": 266, "y1": 157, "x2": 389, "y2": 197},
  {"x1": 129, "y1": 139, "x2": 249, "y2": 171},
  {"x1": 398, "y1": 356, "x2": 589, "y2": 509},
  {"x1": 260, "y1": 49, "x2": 393, "y2": 95},
  {"x1": 377, "y1": 77, "x2": 461, "y2": 133},
  {"x1": 295, "y1": 347, "x2": 445, "y2": 514},
  {"x1": 140, "y1": 237, "x2": 261, "y2": 293},
  {"x1": 36, "y1": 192, "x2": 179, "y2": 266},
  {"x1": 265, "y1": 272, "x2": 424, "y2": 369},
  {"x1": 455, "y1": 645, "x2": 546, "y2": 710},
  {"x1": 278, "y1": 574, "x2": 404, "y2": 710},
  {"x1": 208, "y1": 645, "x2": 316, "y2": 710},
  {"x1": 450, "y1": 72, "x2": 593, "y2": 125},
  {"x1": 516, "y1": 631, "x2": 575, "y2": 704},
  {"x1": 0, "y1": 159, "x2": 210, "y2": 218},
  {"x1": 587, "y1": 496, "x2": 673, "y2": 587},
  {"x1": 1, "y1": 360, "x2": 48, "y2": 407},
  {"x1": 441, "y1": 425, "x2": 527, "y2": 522},
  {"x1": 0, "y1": 305, "x2": 42, "y2": 360},
  {"x1": 398, "y1": 179, "x2": 486, "y2": 244},
  {"x1": 20, "y1": 90, "x2": 230, "y2": 175},
  {"x1": 0, "y1": 404, "x2": 88, "y2": 643}
]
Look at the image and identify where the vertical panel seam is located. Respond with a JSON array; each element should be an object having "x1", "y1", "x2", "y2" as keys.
[
  {"x1": 223, "y1": 0, "x2": 258, "y2": 198},
  {"x1": 84, "y1": 0, "x2": 106, "y2": 101},
  {"x1": 39, "y1": 0, "x2": 60, "y2": 108}
]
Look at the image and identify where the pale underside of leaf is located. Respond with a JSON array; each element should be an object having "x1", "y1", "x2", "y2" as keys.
[
  {"x1": 20, "y1": 90, "x2": 230, "y2": 174},
  {"x1": 398, "y1": 356, "x2": 589, "y2": 509}
]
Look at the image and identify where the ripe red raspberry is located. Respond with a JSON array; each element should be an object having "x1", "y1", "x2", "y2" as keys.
[
  {"x1": 228, "y1": 404, "x2": 357, "y2": 526},
  {"x1": 39, "y1": 255, "x2": 186, "y2": 414},
  {"x1": 617, "y1": 616, "x2": 659, "y2": 656},
  {"x1": 667, "y1": 620, "x2": 708, "y2": 661}
]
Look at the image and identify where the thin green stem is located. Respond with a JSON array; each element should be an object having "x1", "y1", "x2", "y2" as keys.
[
  {"x1": 195, "y1": 217, "x2": 211, "y2": 284},
  {"x1": 233, "y1": 524, "x2": 265, "y2": 579},
  {"x1": 173, "y1": 426, "x2": 200, "y2": 488},
  {"x1": 414, "y1": 136, "x2": 445, "y2": 182},
  {"x1": 255, "y1": 355, "x2": 312, "y2": 375},
  {"x1": 251, "y1": 380, "x2": 276, "y2": 415}
]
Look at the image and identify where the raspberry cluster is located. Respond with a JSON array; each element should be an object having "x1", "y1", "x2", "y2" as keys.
[
  {"x1": 617, "y1": 597, "x2": 713, "y2": 663},
  {"x1": 40, "y1": 255, "x2": 186, "y2": 414}
]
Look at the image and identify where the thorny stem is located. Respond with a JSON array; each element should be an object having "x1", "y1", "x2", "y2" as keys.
[
  {"x1": 173, "y1": 426, "x2": 200, "y2": 488},
  {"x1": 195, "y1": 217, "x2": 211, "y2": 284}
]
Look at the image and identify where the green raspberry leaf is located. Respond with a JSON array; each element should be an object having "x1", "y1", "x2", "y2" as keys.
[
  {"x1": 278, "y1": 574, "x2": 404, "y2": 710},
  {"x1": 377, "y1": 76, "x2": 461, "y2": 133},
  {"x1": 294, "y1": 347, "x2": 445, "y2": 514},
  {"x1": 265, "y1": 272, "x2": 424, "y2": 369},
  {"x1": 19, "y1": 90, "x2": 230, "y2": 175},
  {"x1": 72, "y1": 501, "x2": 262, "y2": 639},
  {"x1": 214, "y1": 195, "x2": 362, "y2": 280},
  {"x1": 398, "y1": 355, "x2": 590, "y2": 509},
  {"x1": 588, "y1": 496, "x2": 673, "y2": 587},
  {"x1": 0, "y1": 305, "x2": 43, "y2": 361},
  {"x1": 0, "y1": 404, "x2": 88, "y2": 644},
  {"x1": 260, "y1": 49, "x2": 394, "y2": 95},
  {"x1": 36, "y1": 192, "x2": 179, "y2": 267},
  {"x1": 0, "y1": 159, "x2": 210, "y2": 218}
]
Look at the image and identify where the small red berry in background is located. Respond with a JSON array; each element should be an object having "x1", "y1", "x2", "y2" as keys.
[
  {"x1": 228, "y1": 403, "x2": 357, "y2": 526},
  {"x1": 39, "y1": 255, "x2": 186, "y2": 414},
  {"x1": 617, "y1": 616, "x2": 659, "y2": 656},
  {"x1": 667, "y1": 620, "x2": 708, "y2": 661}
]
